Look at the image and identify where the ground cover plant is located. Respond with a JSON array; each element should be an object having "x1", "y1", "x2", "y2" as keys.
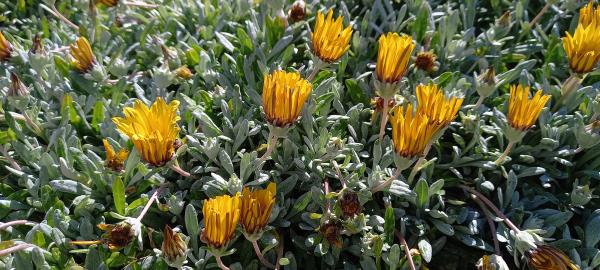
[{"x1": 0, "y1": 0, "x2": 599, "y2": 269}]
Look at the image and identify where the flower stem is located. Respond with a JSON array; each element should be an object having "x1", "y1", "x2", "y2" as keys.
[
  {"x1": 406, "y1": 141, "x2": 434, "y2": 185},
  {"x1": 259, "y1": 134, "x2": 278, "y2": 163},
  {"x1": 69, "y1": 240, "x2": 103, "y2": 246},
  {"x1": 0, "y1": 243, "x2": 36, "y2": 257},
  {"x1": 136, "y1": 188, "x2": 161, "y2": 222},
  {"x1": 215, "y1": 255, "x2": 230, "y2": 270},
  {"x1": 494, "y1": 141, "x2": 515, "y2": 165},
  {"x1": 41, "y1": 4, "x2": 79, "y2": 31},
  {"x1": 394, "y1": 231, "x2": 416, "y2": 270},
  {"x1": 529, "y1": 2, "x2": 552, "y2": 28},
  {"x1": 332, "y1": 160, "x2": 348, "y2": 188},
  {"x1": 378, "y1": 97, "x2": 390, "y2": 142},
  {"x1": 371, "y1": 168, "x2": 403, "y2": 193},
  {"x1": 251, "y1": 239, "x2": 276, "y2": 269},
  {"x1": 0, "y1": 220, "x2": 35, "y2": 231},
  {"x1": 307, "y1": 60, "x2": 324, "y2": 82},
  {"x1": 471, "y1": 196, "x2": 501, "y2": 255},
  {"x1": 460, "y1": 185, "x2": 521, "y2": 233},
  {"x1": 474, "y1": 95, "x2": 485, "y2": 109},
  {"x1": 169, "y1": 163, "x2": 190, "y2": 177}
]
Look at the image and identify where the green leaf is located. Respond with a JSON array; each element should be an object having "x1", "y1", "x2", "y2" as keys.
[
  {"x1": 418, "y1": 239, "x2": 432, "y2": 263},
  {"x1": 345, "y1": 79, "x2": 369, "y2": 104},
  {"x1": 384, "y1": 207, "x2": 395, "y2": 245},
  {"x1": 415, "y1": 178, "x2": 429, "y2": 210},
  {"x1": 413, "y1": 3, "x2": 430, "y2": 42},
  {"x1": 112, "y1": 177, "x2": 126, "y2": 215},
  {"x1": 91, "y1": 101, "x2": 105, "y2": 132}
]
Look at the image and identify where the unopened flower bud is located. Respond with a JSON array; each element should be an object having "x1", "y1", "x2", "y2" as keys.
[
  {"x1": 496, "y1": 11, "x2": 512, "y2": 29},
  {"x1": 476, "y1": 67, "x2": 497, "y2": 98},
  {"x1": 162, "y1": 225, "x2": 188, "y2": 268},
  {"x1": 30, "y1": 35, "x2": 45, "y2": 55},
  {"x1": 8, "y1": 72, "x2": 29, "y2": 97},
  {"x1": 175, "y1": 65, "x2": 193, "y2": 80},
  {"x1": 575, "y1": 120, "x2": 600, "y2": 149}
]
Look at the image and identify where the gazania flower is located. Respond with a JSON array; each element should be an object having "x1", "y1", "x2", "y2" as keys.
[
  {"x1": 112, "y1": 98, "x2": 181, "y2": 167},
  {"x1": 70, "y1": 37, "x2": 96, "y2": 73},
  {"x1": 339, "y1": 190, "x2": 361, "y2": 218},
  {"x1": 175, "y1": 66, "x2": 193, "y2": 79},
  {"x1": 262, "y1": 70, "x2": 312, "y2": 127},
  {"x1": 578, "y1": 2, "x2": 600, "y2": 27},
  {"x1": 526, "y1": 245, "x2": 578, "y2": 270},
  {"x1": 96, "y1": 0, "x2": 118, "y2": 7},
  {"x1": 311, "y1": 9, "x2": 353, "y2": 63},
  {"x1": 288, "y1": 0, "x2": 306, "y2": 23},
  {"x1": 200, "y1": 194, "x2": 241, "y2": 250},
  {"x1": 389, "y1": 104, "x2": 440, "y2": 159},
  {"x1": 240, "y1": 183, "x2": 276, "y2": 237},
  {"x1": 563, "y1": 16, "x2": 600, "y2": 74},
  {"x1": 414, "y1": 51, "x2": 437, "y2": 73},
  {"x1": 102, "y1": 139, "x2": 129, "y2": 171},
  {"x1": 416, "y1": 83, "x2": 463, "y2": 127},
  {"x1": 375, "y1": 33, "x2": 415, "y2": 83},
  {"x1": 162, "y1": 225, "x2": 188, "y2": 268},
  {"x1": 507, "y1": 84, "x2": 550, "y2": 131},
  {"x1": 0, "y1": 31, "x2": 12, "y2": 61}
]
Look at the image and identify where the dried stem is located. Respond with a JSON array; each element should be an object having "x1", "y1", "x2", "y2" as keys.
[
  {"x1": 251, "y1": 239, "x2": 276, "y2": 269},
  {"x1": 529, "y1": 2, "x2": 552, "y2": 28},
  {"x1": 394, "y1": 231, "x2": 416, "y2": 270},
  {"x1": 41, "y1": 4, "x2": 79, "y2": 31},
  {"x1": 215, "y1": 255, "x2": 230, "y2": 270},
  {"x1": 0, "y1": 243, "x2": 36, "y2": 257},
  {"x1": 332, "y1": 160, "x2": 348, "y2": 188},
  {"x1": 378, "y1": 97, "x2": 390, "y2": 142},
  {"x1": 371, "y1": 168, "x2": 403, "y2": 193},
  {"x1": 0, "y1": 220, "x2": 35, "y2": 231},
  {"x1": 494, "y1": 141, "x2": 515, "y2": 165},
  {"x1": 460, "y1": 185, "x2": 521, "y2": 233},
  {"x1": 259, "y1": 134, "x2": 278, "y2": 162},
  {"x1": 471, "y1": 195, "x2": 501, "y2": 255}
]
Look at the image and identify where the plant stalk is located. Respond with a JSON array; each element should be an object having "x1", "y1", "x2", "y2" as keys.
[
  {"x1": 378, "y1": 97, "x2": 391, "y2": 142},
  {"x1": 215, "y1": 255, "x2": 230, "y2": 270},
  {"x1": 251, "y1": 239, "x2": 276, "y2": 269},
  {"x1": 394, "y1": 231, "x2": 416, "y2": 270},
  {"x1": 371, "y1": 168, "x2": 403, "y2": 193},
  {"x1": 494, "y1": 141, "x2": 515, "y2": 165},
  {"x1": 460, "y1": 185, "x2": 521, "y2": 233}
]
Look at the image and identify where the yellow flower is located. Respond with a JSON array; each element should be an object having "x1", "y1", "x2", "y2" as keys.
[
  {"x1": 162, "y1": 225, "x2": 188, "y2": 268},
  {"x1": 416, "y1": 83, "x2": 464, "y2": 127},
  {"x1": 112, "y1": 98, "x2": 181, "y2": 167},
  {"x1": 375, "y1": 33, "x2": 415, "y2": 83},
  {"x1": 563, "y1": 18, "x2": 600, "y2": 74},
  {"x1": 70, "y1": 37, "x2": 96, "y2": 73},
  {"x1": 507, "y1": 84, "x2": 551, "y2": 131},
  {"x1": 389, "y1": 104, "x2": 440, "y2": 158},
  {"x1": 96, "y1": 0, "x2": 118, "y2": 7},
  {"x1": 311, "y1": 9, "x2": 353, "y2": 63},
  {"x1": 102, "y1": 139, "x2": 129, "y2": 171},
  {"x1": 578, "y1": 3, "x2": 600, "y2": 27},
  {"x1": 262, "y1": 70, "x2": 312, "y2": 127},
  {"x1": 201, "y1": 194, "x2": 241, "y2": 249},
  {"x1": 240, "y1": 183, "x2": 276, "y2": 236},
  {"x1": 526, "y1": 245, "x2": 579, "y2": 270},
  {"x1": 0, "y1": 31, "x2": 12, "y2": 61}
]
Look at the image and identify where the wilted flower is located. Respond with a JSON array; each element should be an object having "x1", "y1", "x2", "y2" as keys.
[
  {"x1": 563, "y1": 8, "x2": 600, "y2": 74},
  {"x1": 370, "y1": 96, "x2": 396, "y2": 122},
  {"x1": 0, "y1": 31, "x2": 12, "y2": 61},
  {"x1": 200, "y1": 194, "x2": 241, "y2": 250},
  {"x1": 476, "y1": 254, "x2": 509, "y2": 270},
  {"x1": 96, "y1": 0, "x2": 118, "y2": 7},
  {"x1": 496, "y1": 11, "x2": 512, "y2": 29},
  {"x1": 311, "y1": 9, "x2": 353, "y2": 63},
  {"x1": 175, "y1": 65, "x2": 193, "y2": 79},
  {"x1": 97, "y1": 218, "x2": 141, "y2": 251},
  {"x1": 339, "y1": 190, "x2": 361, "y2": 218},
  {"x1": 288, "y1": 0, "x2": 306, "y2": 22},
  {"x1": 526, "y1": 245, "x2": 579, "y2": 270},
  {"x1": 102, "y1": 139, "x2": 129, "y2": 171},
  {"x1": 70, "y1": 37, "x2": 96, "y2": 73},
  {"x1": 476, "y1": 67, "x2": 497, "y2": 100},
  {"x1": 240, "y1": 183, "x2": 276, "y2": 237},
  {"x1": 262, "y1": 70, "x2": 312, "y2": 127},
  {"x1": 414, "y1": 51, "x2": 437, "y2": 73},
  {"x1": 30, "y1": 34, "x2": 45, "y2": 55},
  {"x1": 8, "y1": 72, "x2": 29, "y2": 97},
  {"x1": 389, "y1": 104, "x2": 440, "y2": 160},
  {"x1": 507, "y1": 84, "x2": 550, "y2": 131},
  {"x1": 375, "y1": 32, "x2": 415, "y2": 84},
  {"x1": 162, "y1": 225, "x2": 188, "y2": 268},
  {"x1": 112, "y1": 98, "x2": 181, "y2": 167},
  {"x1": 319, "y1": 218, "x2": 343, "y2": 248},
  {"x1": 416, "y1": 83, "x2": 463, "y2": 127}
]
